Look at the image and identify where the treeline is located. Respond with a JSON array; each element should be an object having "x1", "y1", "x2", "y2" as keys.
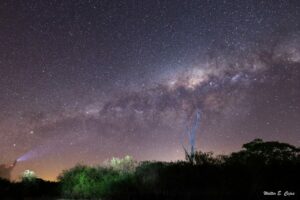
[
  {"x1": 0, "y1": 177, "x2": 59, "y2": 199},
  {"x1": 1, "y1": 138, "x2": 299, "y2": 199}
]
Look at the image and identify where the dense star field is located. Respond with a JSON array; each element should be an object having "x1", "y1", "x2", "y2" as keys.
[{"x1": 0, "y1": 0, "x2": 299, "y2": 181}]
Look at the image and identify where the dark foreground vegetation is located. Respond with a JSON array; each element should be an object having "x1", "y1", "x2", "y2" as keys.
[{"x1": 1, "y1": 139, "x2": 299, "y2": 200}]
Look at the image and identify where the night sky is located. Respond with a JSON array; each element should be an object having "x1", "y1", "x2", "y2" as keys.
[{"x1": 1, "y1": 0, "x2": 299, "y2": 181}]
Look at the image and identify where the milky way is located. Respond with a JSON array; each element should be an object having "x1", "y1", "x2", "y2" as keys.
[{"x1": 0, "y1": 0, "x2": 299, "y2": 180}]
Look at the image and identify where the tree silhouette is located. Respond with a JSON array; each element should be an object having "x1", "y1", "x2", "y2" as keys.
[
  {"x1": 228, "y1": 138, "x2": 300, "y2": 165},
  {"x1": 1, "y1": 139, "x2": 299, "y2": 199}
]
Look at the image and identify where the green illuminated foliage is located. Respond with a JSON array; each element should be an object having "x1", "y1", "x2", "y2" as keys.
[
  {"x1": 58, "y1": 156, "x2": 137, "y2": 199},
  {"x1": 21, "y1": 170, "x2": 37, "y2": 182}
]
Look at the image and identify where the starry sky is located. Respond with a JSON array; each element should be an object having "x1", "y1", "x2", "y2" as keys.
[{"x1": 0, "y1": 0, "x2": 299, "y2": 181}]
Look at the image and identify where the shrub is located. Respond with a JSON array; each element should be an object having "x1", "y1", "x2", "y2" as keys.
[{"x1": 58, "y1": 163, "x2": 136, "y2": 199}]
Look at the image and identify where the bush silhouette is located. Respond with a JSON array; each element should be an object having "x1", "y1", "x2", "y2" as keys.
[{"x1": 1, "y1": 139, "x2": 299, "y2": 199}]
